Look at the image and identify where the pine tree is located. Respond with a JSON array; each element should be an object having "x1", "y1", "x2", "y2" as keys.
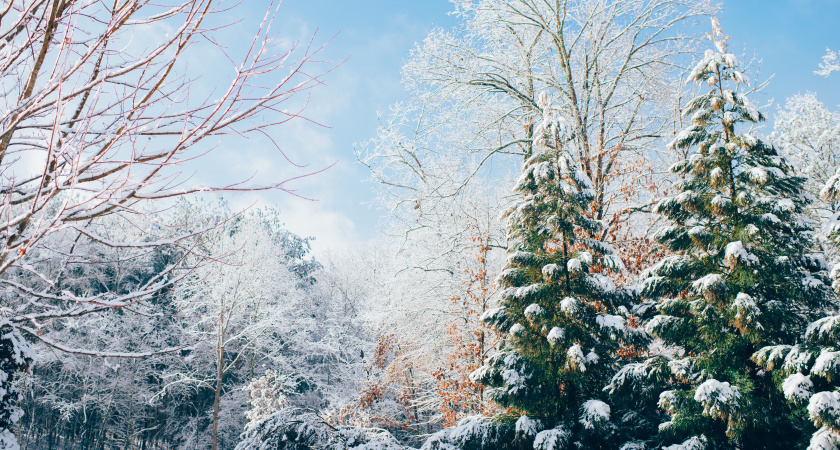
[
  {"x1": 0, "y1": 320, "x2": 36, "y2": 450},
  {"x1": 748, "y1": 174, "x2": 840, "y2": 450},
  {"x1": 440, "y1": 92, "x2": 646, "y2": 450},
  {"x1": 607, "y1": 21, "x2": 835, "y2": 450}
]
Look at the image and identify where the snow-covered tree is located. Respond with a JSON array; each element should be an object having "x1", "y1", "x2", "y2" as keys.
[
  {"x1": 816, "y1": 48, "x2": 839, "y2": 77},
  {"x1": 236, "y1": 408, "x2": 407, "y2": 450},
  {"x1": 10, "y1": 202, "x2": 369, "y2": 450},
  {"x1": 771, "y1": 93, "x2": 840, "y2": 225},
  {"x1": 450, "y1": 93, "x2": 645, "y2": 449},
  {"x1": 0, "y1": 322, "x2": 35, "y2": 449},
  {"x1": 173, "y1": 208, "x2": 309, "y2": 450},
  {"x1": 752, "y1": 309, "x2": 840, "y2": 450},
  {"x1": 359, "y1": 0, "x2": 715, "y2": 281},
  {"x1": 750, "y1": 164, "x2": 840, "y2": 450},
  {"x1": 0, "y1": 0, "x2": 331, "y2": 446},
  {"x1": 608, "y1": 21, "x2": 836, "y2": 449}
]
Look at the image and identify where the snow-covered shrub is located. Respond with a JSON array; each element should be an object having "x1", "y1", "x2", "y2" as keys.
[
  {"x1": 236, "y1": 408, "x2": 406, "y2": 450},
  {"x1": 419, "y1": 416, "x2": 517, "y2": 450}
]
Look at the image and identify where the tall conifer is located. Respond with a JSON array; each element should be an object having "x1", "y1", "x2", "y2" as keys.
[
  {"x1": 748, "y1": 168, "x2": 840, "y2": 450},
  {"x1": 607, "y1": 21, "x2": 835, "y2": 450},
  {"x1": 460, "y1": 93, "x2": 645, "y2": 450}
]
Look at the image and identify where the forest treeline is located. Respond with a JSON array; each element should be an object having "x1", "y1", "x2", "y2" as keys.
[{"x1": 1, "y1": 1, "x2": 839, "y2": 450}]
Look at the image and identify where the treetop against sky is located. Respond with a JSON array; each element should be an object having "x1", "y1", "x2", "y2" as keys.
[{"x1": 185, "y1": 0, "x2": 840, "y2": 255}]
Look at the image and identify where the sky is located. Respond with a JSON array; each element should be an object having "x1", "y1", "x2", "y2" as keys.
[{"x1": 190, "y1": 0, "x2": 840, "y2": 256}]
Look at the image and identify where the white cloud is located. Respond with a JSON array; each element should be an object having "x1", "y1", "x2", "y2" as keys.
[{"x1": 223, "y1": 191, "x2": 358, "y2": 258}]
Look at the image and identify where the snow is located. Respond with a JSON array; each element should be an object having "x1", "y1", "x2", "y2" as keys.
[
  {"x1": 510, "y1": 283, "x2": 542, "y2": 301},
  {"x1": 578, "y1": 251, "x2": 593, "y2": 265},
  {"x1": 652, "y1": 224, "x2": 679, "y2": 241},
  {"x1": 761, "y1": 213, "x2": 782, "y2": 224},
  {"x1": 236, "y1": 409, "x2": 408, "y2": 450},
  {"x1": 480, "y1": 307, "x2": 507, "y2": 324},
  {"x1": 806, "y1": 315, "x2": 840, "y2": 344},
  {"x1": 619, "y1": 442, "x2": 648, "y2": 450},
  {"x1": 711, "y1": 194, "x2": 730, "y2": 209},
  {"x1": 658, "y1": 390, "x2": 677, "y2": 413},
  {"x1": 747, "y1": 167, "x2": 769, "y2": 183},
  {"x1": 501, "y1": 354, "x2": 530, "y2": 394},
  {"x1": 515, "y1": 415, "x2": 540, "y2": 438},
  {"x1": 663, "y1": 435, "x2": 708, "y2": 450},
  {"x1": 676, "y1": 190, "x2": 697, "y2": 206},
  {"x1": 802, "y1": 273, "x2": 824, "y2": 289},
  {"x1": 0, "y1": 321, "x2": 37, "y2": 366},
  {"x1": 533, "y1": 427, "x2": 571, "y2": 450},
  {"x1": 589, "y1": 273, "x2": 616, "y2": 293},
  {"x1": 524, "y1": 304, "x2": 544, "y2": 321},
  {"x1": 596, "y1": 314, "x2": 626, "y2": 332},
  {"x1": 447, "y1": 416, "x2": 492, "y2": 444},
  {"x1": 468, "y1": 365, "x2": 492, "y2": 384},
  {"x1": 547, "y1": 327, "x2": 564, "y2": 345},
  {"x1": 811, "y1": 350, "x2": 840, "y2": 380},
  {"x1": 567, "y1": 258, "x2": 582, "y2": 272},
  {"x1": 0, "y1": 430, "x2": 18, "y2": 450},
  {"x1": 604, "y1": 254, "x2": 625, "y2": 271},
  {"x1": 782, "y1": 373, "x2": 814, "y2": 403},
  {"x1": 636, "y1": 275, "x2": 664, "y2": 294},
  {"x1": 724, "y1": 241, "x2": 759, "y2": 268},
  {"x1": 691, "y1": 274, "x2": 724, "y2": 293},
  {"x1": 0, "y1": 320, "x2": 37, "y2": 450},
  {"x1": 668, "y1": 358, "x2": 700, "y2": 383},
  {"x1": 784, "y1": 346, "x2": 818, "y2": 374},
  {"x1": 542, "y1": 264, "x2": 560, "y2": 280},
  {"x1": 821, "y1": 169, "x2": 840, "y2": 202},
  {"x1": 688, "y1": 226, "x2": 710, "y2": 238},
  {"x1": 831, "y1": 263, "x2": 840, "y2": 280},
  {"x1": 580, "y1": 399, "x2": 610, "y2": 429},
  {"x1": 775, "y1": 198, "x2": 795, "y2": 212},
  {"x1": 645, "y1": 315, "x2": 680, "y2": 337},
  {"x1": 807, "y1": 391, "x2": 840, "y2": 426},
  {"x1": 732, "y1": 292, "x2": 762, "y2": 331},
  {"x1": 640, "y1": 255, "x2": 690, "y2": 279},
  {"x1": 560, "y1": 297, "x2": 578, "y2": 314},
  {"x1": 510, "y1": 323, "x2": 526, "y2": 337},
  {"x1": 694, "y1": 379, "x2": 741, "y2": 420},
  {"x1": 566, "y1": 344, "x2": 586, "y2": 372},
  {"x1": 803, "y1": 254, "x2": 829, "y2": 271},
  {"x1": 808, "y1": 426, "x2": 840, "y2": 450}
]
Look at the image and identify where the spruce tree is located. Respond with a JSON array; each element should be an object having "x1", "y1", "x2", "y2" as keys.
[
  {"x1": 607, "y1": 21, "x2": 835, "y2": 450},
  {"x1": 452, "y1": 93, "x2": 645, "y2": 450},
  {"x1": 748, "y1": 176, "x2": 840, "y2": 450},
  {"x1": 0, "y1": 320, "x2": 35, "y2": 450}
]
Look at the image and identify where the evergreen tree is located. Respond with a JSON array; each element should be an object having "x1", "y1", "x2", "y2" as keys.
[
  {"x1": 443, "y1": 93, "x2": 646, "y2": 450},
  {"x1": 748, "y1": 174, "x2": 840, "y2": 450},
  {"x1": 607, "y1": 21, "x2": 835, "y2": 450},
  {"x1": 0, "y1": 320, "x2": 35, "y2": 450}
]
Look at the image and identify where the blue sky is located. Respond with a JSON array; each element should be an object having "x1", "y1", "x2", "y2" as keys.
[{"x1": 196, "y1": 0, "x2": 840, "y2": 255}]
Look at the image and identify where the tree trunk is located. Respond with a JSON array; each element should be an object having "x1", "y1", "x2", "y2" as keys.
[{"x1": 211, "y1": 308, "x2": 226, "y2": 450}]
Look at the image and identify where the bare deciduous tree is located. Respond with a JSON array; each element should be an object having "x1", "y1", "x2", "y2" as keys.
[
  {"x1": 359, "y1": 0, "x2": 715, "y2": 260},
  {"x1": 0, "y1": 1, "x2": 332, "y2": 446}
]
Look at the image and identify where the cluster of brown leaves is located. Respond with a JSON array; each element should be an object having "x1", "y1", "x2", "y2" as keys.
[{"x1": 431, "y1": 225, "x2": 501, "y2": 426}]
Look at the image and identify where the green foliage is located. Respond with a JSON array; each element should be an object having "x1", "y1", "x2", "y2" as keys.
[
  {"x1": 468, "y1": 94, "x2": 644, "y2": 449},
  {"x1": 608, "y1": 25, "x2": 836, "y2": 450}
]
